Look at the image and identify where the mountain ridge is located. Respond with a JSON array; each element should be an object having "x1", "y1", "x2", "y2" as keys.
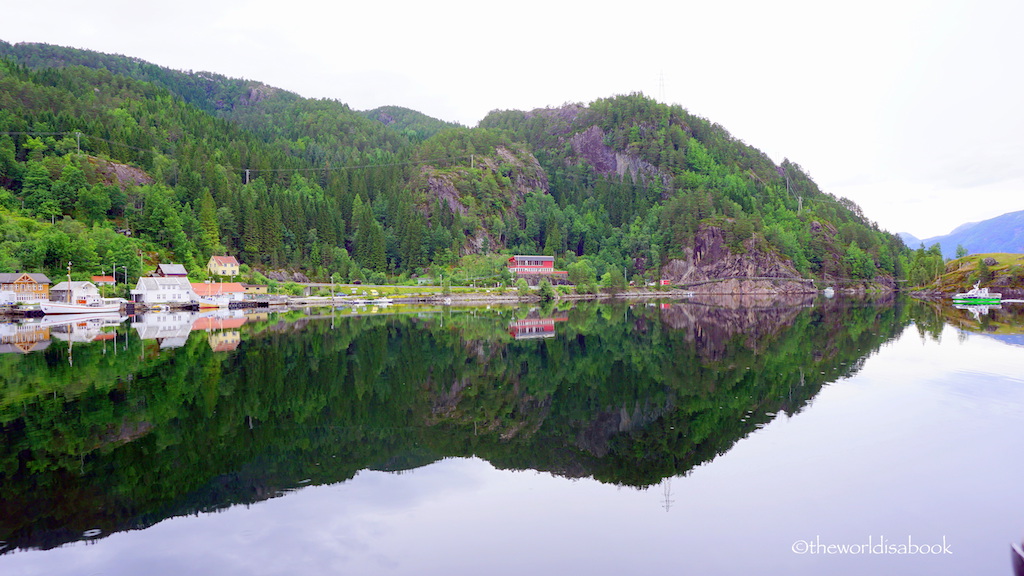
[
  {"x1": 902, "y1": 210, "x2": 1024, "y2": 258},
  {"x1": 0, "y1": 39, "x2": 919, "y2": 290}
]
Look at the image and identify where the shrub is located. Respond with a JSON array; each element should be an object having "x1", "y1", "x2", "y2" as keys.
[{"x1": 538, "y1": 279, "x2": 556, "y2": 301}]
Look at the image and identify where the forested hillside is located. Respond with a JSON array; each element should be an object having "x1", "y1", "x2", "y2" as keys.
[{"x1": 0, "y1": 40, "x2": 928, "y2": 288}]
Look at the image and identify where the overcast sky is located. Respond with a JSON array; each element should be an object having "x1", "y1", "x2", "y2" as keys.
[{"x1": 3, "y1": 0, "x2": 1022, "y2": 238}]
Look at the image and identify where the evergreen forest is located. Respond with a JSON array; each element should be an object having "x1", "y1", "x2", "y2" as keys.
[{"x1": 0, "y1": 40, "x2": 943, "y2": 287}]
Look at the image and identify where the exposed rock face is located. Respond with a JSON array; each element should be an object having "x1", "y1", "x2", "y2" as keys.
[
  {"x1": 264, "y1": 270, "x2": 310, "y2": 283},
  {"x1": 488, "y1": 146, "x2": 548, "y2": 195},
  {"x1": 568, "y1": 125, "x2": 668, "y2": 188},
  {"x1": 423, "y1": 171, "x2": 470, "y2": 216},
  {"x1": 524, "y1": 103, "x2": 585, "y2": 135},
  {"x1": 420, "y1": 145, "x2": 547, "y2": 217},
  {"x1": 661, "y1": 225, "x2": 815, "y2": 294},
  {"x1": 240, "y1": 85, "x2": 274, "y2": 106},
  {"x1": 87, "y1": 157, "x2": 154, "y2": 189}
]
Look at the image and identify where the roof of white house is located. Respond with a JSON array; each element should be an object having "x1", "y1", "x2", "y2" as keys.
[
  {"x1": 132, "y1": 277, "x2": 195, "y2": 292},
  {"x1": 157, "y1": 263, "x2": 189, "y2": 276},
  {"x1": 50, "y1": 281, "x2": 98, "y2": 292},
  {"x1": 511, "y1": 255, "x2": 555, "y2": 261}
]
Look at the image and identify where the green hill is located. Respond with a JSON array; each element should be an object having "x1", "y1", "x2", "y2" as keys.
[
  {"x1": 0, "y1": 40, "x2": 915, "y2": 289},
  {"x1": 928, "y1": 253, "x2": 1024, "y2": 294}
]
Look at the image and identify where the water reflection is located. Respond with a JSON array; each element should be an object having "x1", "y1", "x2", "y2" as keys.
[
  {"x1": 507, "y1": 310, "x2": 568, "y2": 339},
  {"x1": 0, "y1": 320, "x2": 51, "y2": 353},
  {"x1": 0, "y1": 297, "x2": 1021, "y2": 568}
]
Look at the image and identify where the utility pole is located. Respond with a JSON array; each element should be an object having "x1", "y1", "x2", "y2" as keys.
[
  {"x1": 662, "y1": 478, "x2": 675, "y2": 512},
  {"x1": 784, "y1": 169, "x2": 802, "y2": 215}
]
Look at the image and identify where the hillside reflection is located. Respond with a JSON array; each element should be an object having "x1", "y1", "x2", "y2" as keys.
[{"x1": 1, "y1": 297, "x2": 914, "y2": 553}]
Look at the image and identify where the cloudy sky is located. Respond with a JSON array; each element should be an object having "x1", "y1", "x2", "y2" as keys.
[{"x1": 3, "y1": 0, "x2": 1022, "y2": 238}]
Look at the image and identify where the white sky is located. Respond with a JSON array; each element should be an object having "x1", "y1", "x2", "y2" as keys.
[{"x1": 4, "y1": 0, "x2": 1023, "y2": 238}]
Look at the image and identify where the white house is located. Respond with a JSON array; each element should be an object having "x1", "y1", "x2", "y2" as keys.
[
  {"x1": 49, "y1": 281, "x2": 102, "y2": 305},
  {"x1": 130, "y1": 277, "x2": 197, "y2": 305},
  {"x1": 131, "y1": 311, "x2": 194, "y2": 349}
]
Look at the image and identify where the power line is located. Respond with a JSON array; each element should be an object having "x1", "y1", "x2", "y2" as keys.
[
  {"x1": 0, "y1": 131, "x2": 151, "y2": 153},
  {"x1": 240, "y1": 153, "x2": 476, "y2": 173},
  {"x1": 1, "y1": 130, "x2": 478, "y2": 175}
]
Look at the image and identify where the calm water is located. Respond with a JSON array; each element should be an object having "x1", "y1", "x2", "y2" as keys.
[{"x1": 1, "y1": 297, "x2": 1022, "y2": 575}]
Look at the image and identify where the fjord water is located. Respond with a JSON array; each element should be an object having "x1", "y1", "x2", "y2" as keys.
[{"x1": 1, "y1": 298, "x2": 1022, "y2": 575}]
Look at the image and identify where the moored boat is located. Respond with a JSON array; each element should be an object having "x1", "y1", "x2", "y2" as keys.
[
  {"x1": 952, "y1": 283, "x2": 1002, "y2": 305},
  {"x1": 43, "y1": 261, "x2": 125, "y2": 314},
  {"x1": 41, "y1": 300, "x2": 122, "y2": 314}
]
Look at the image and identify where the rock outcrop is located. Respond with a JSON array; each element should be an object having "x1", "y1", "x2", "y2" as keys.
[
  {"x1": 86, "y1": 156, "x2": 154, "y2": 189},
  {"x1": 264, "y1": 270, "x2": 310, "y2": 283},
  {"x1": 661, "y1": 225, "x2": 816, "y2": 294},
  {"x1": 568, "y1": 125, "x2": 669, "y2": 189}
]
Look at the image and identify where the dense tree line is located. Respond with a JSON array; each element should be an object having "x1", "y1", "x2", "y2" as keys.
[{"x1": 0, "y1": 43, "x2": 925, "y2": 287}]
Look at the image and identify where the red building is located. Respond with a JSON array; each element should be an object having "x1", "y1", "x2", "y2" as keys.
[{"x1": 507, "y1": 255, "x2": 567, "y2": 279}]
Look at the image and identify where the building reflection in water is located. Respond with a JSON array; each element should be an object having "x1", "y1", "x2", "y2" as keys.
[{"x1": 508, "y1": 311, "x2": 569, "y2": 340}]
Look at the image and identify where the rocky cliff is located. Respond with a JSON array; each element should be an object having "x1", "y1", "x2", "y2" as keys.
[
  {"x1": 414, "y1": 143, "x2": 548, "y2": 253},
  {"x1": 660, "y1": 225, "x2": 816, "y2": 294},
  {"x1": 568, "y1": 125, "x2": 670, "y2": 189}
]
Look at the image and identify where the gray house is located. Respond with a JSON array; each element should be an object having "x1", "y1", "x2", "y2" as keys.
[{"x1": 49, "y1": 281, "x2": 102, "y2": 305}]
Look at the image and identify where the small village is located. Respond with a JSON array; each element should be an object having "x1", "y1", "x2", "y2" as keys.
[
  {"x1": 0, "y1": 254, "x2": 583, "y2": 357},
  {"x1": 1, "y1": 253, "x2": 594, "y2": 320},
  {"x1": 0, "y1": 255, "x2": 266, "y2": 316}
]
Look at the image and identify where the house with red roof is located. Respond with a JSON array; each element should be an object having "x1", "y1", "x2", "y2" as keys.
[{"x1": 191, "y1": 282, "x2": 246, "y2": 305}]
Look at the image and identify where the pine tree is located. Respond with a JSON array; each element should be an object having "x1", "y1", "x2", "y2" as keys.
[{"x1": 197, "y1": 190, "x2": 220, "y2": 259}]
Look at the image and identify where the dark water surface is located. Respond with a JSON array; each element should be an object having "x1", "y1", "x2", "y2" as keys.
[{"x1": 1, "y1": 297, "x2": 1022, "y2": 575}]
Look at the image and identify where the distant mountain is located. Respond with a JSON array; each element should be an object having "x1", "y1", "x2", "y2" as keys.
[
  {"x1": 898, "y1": 232, "x2": 922, "y2": 247},
  {"x1": 910, "y1": 210, "x2": 1024, "y2": 258}
]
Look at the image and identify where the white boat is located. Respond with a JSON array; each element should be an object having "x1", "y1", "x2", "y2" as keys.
[
  {"x1": 41, "y1": 300, "x2": 122, "y2": 314},
  {"x1": 952, "y1": 283, "x2": 1002, "y2": 304},
  {"x1": 43, "y1": 261, "x2": 125, "y2": 314},
  {"x1": 195, "y1": 296, "x2": 230, "y2": 309}
]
